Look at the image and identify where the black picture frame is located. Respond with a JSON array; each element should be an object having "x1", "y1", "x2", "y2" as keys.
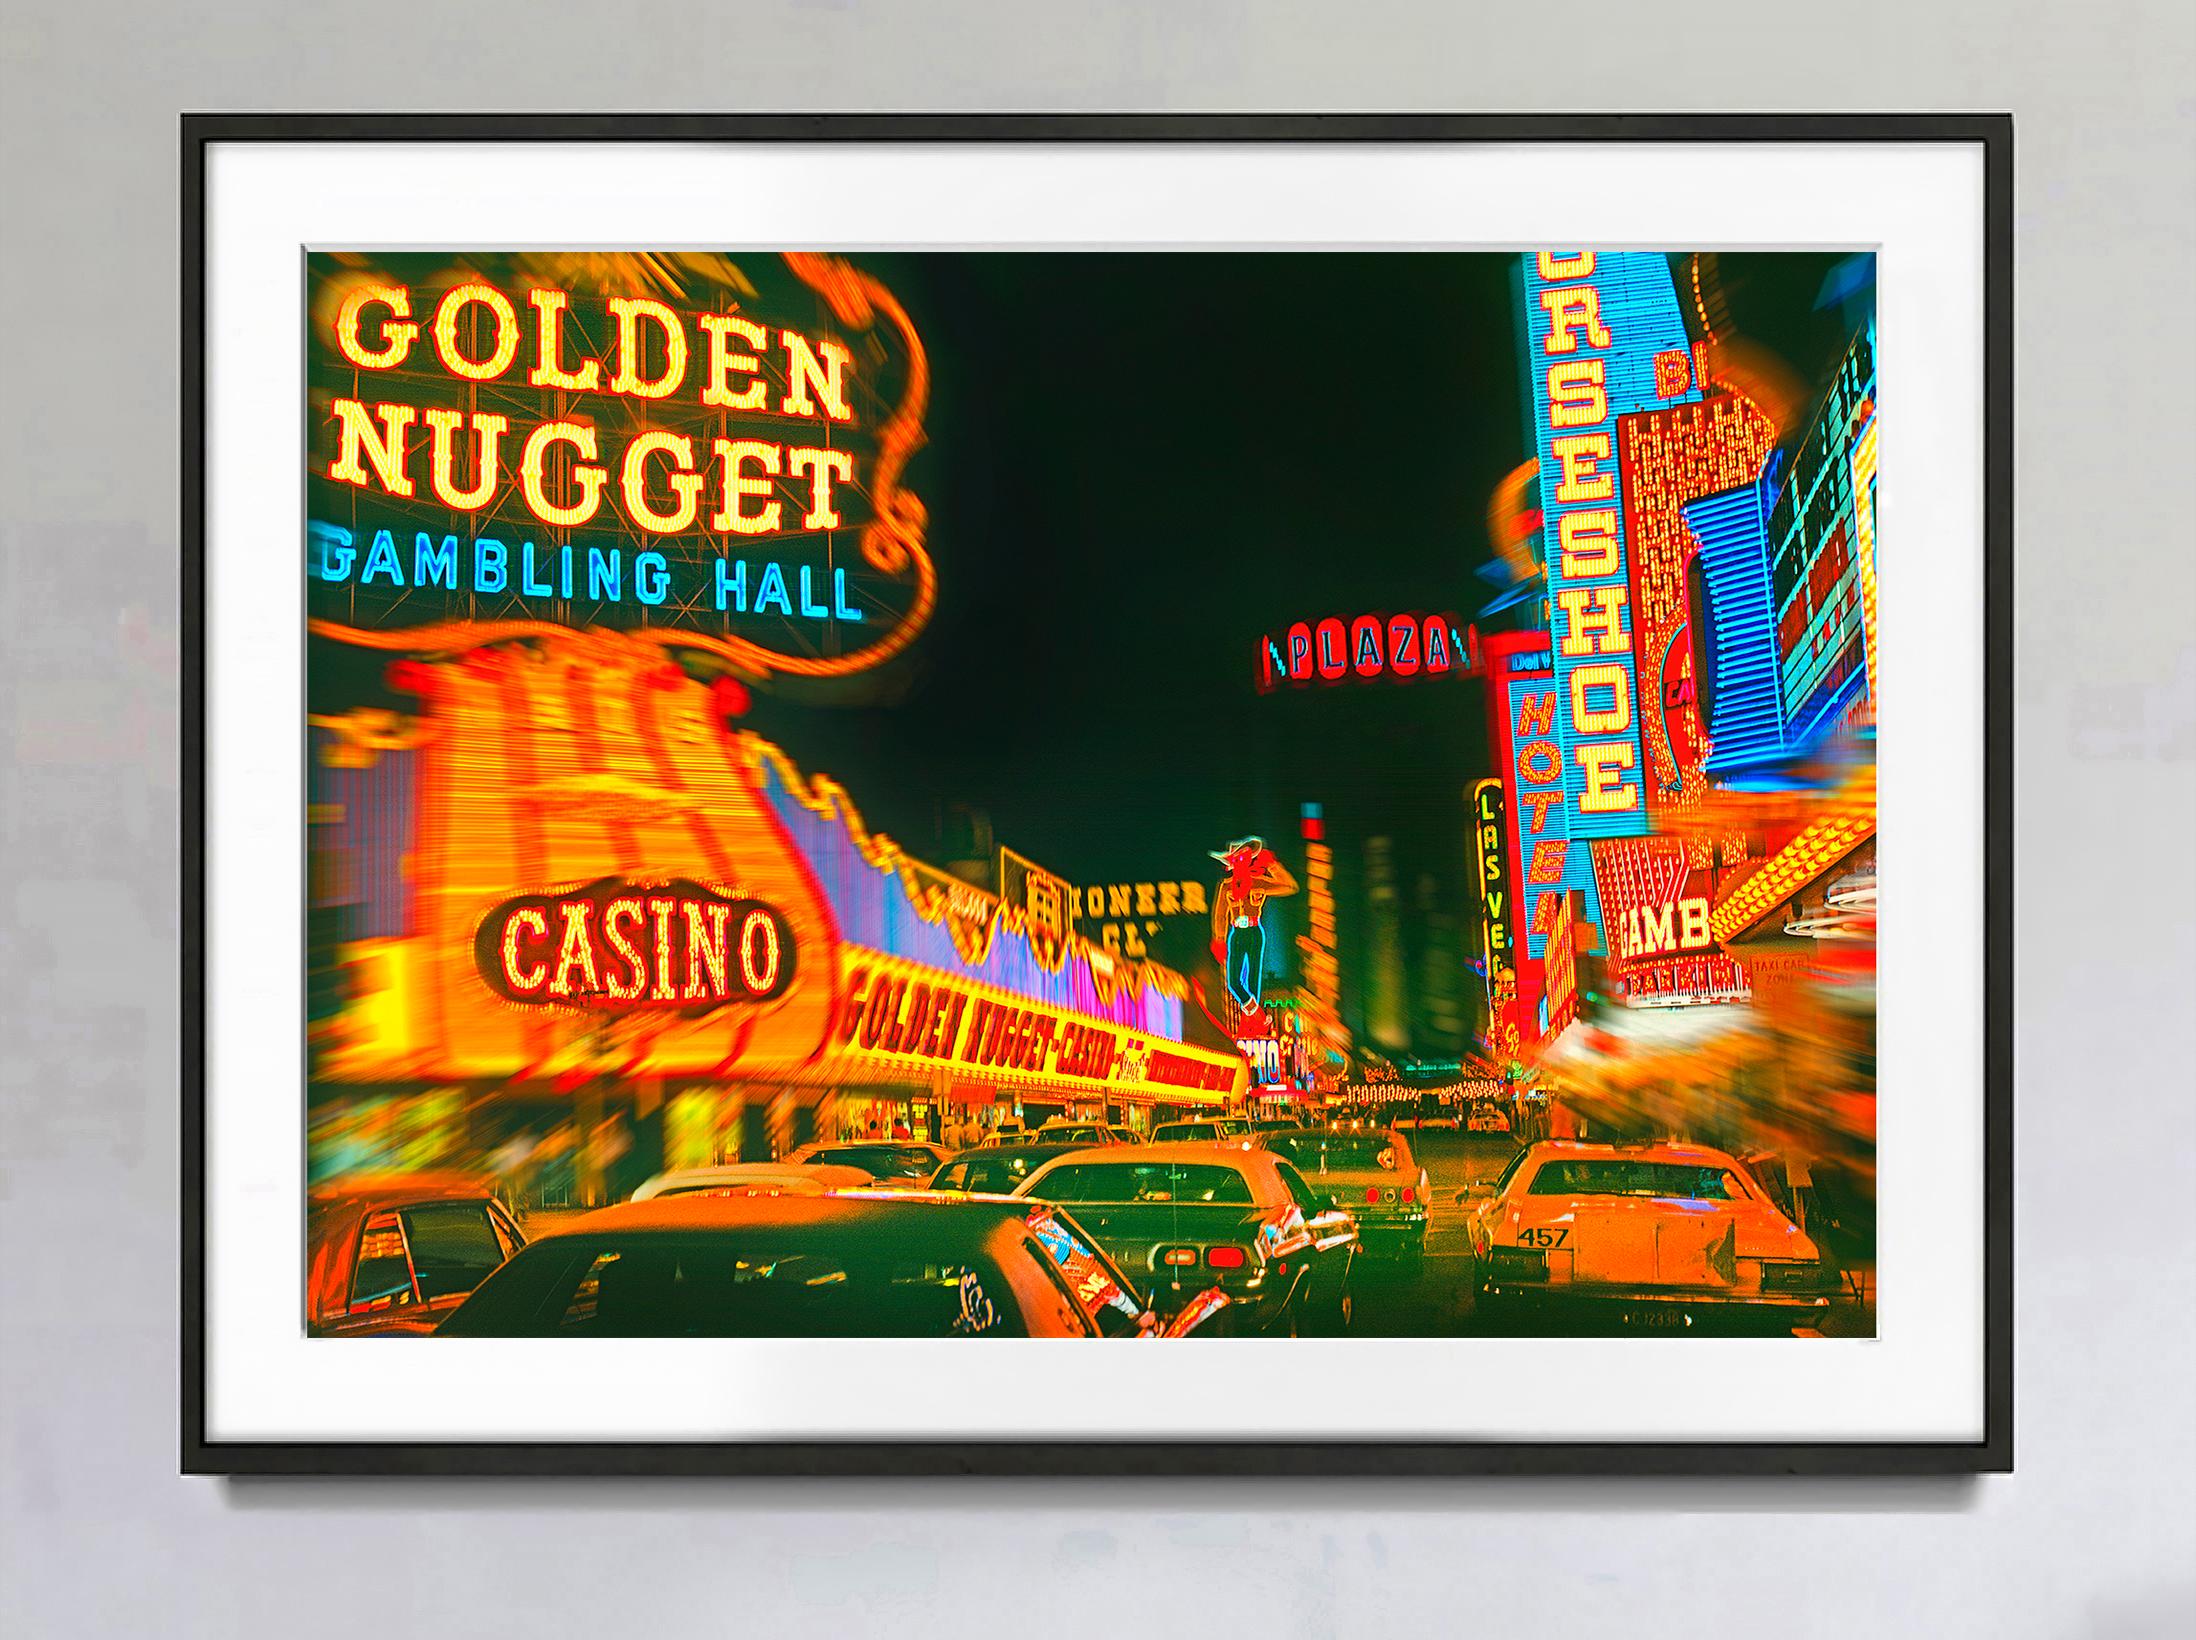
[{"x1": 182, "y1": 112, "x2": 2012, "y2": 1477}]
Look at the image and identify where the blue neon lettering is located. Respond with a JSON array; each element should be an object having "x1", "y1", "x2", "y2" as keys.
[
  {"x1": 414, "y1": 532, "x2": 457, "y2": 590},
  {"x1": 474, "y1": 537, "x2": 507, "y2": 593},
  {"x1": 636, "y1": 552, "x2": 668, "y2": 605},
  {"x1": 309, "y1": 521, "x2": 356, "y2": 582},
  {"x1": 361, "y1": 529, "x2": 403, "y2": 585},
  {"x1": 754, "y1": 561, "x2": 792, "y2": 615},
  {"x1": 521, "y1": 541, "x2": 554, "y2": 597},
  {"x1": 833, "y1": 568, "x2": 864, "y2": 622}
]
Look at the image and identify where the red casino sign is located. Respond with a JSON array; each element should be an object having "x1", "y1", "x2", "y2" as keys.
[{"x1": 475, "y1": 879, "x2": 795, "y2": 1011}]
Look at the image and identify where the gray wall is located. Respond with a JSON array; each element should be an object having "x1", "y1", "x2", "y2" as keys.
[{"x1": 3, "y1": 4, "x2": 2192, "y2": 1636}]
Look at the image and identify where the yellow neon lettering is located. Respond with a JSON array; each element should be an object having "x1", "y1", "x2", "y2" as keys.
[
  {"x1": 334, "y1": 284, "x2": 417, "y2": 369},
  {"x1": 518, "y1": 421, "x2": 606, "y2": 528}
]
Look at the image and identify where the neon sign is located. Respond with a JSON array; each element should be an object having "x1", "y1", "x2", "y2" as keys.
[
  {"x1": 307, "y1": 251, "x2": 933, "y2": 681},
  {"x1": 1587, "y1": 837, "x2": 1719, "y2": 973},
  {"x1": 833, "y1": 953, "x2": 1242, "y2": 1099},
  {"x1": 475, "y1": 881, "x2": 794, "y2": 1010},
  {"x1": 1541, "y1": 892, "x2": 1578, "y2": 1041},
  {"x1": 1507, "y1": 671, "x2": 1570, "y2": 962},
  {"x1": 1521, "y1": 250, "x2": 1699, "y2": 841},
  {"x1": 1769, "y1": 321, "x2": 1877, "y2": 741},
  {"x1": 1256, "y1": 612, "x2": 1462, "y2": 690},
  {"x1": 1071, "y1": 877, "x2": 1210, "y2": 960},
  {"x1": 1471, "y1": 778, "x2": 1514, "y2": 1003},
  {"x1": 1295, "y1": 803, "x2": 1346, "y2": 1082},
  {"x1": 1615, "y1": 393, "x2": 1776, "y2": 813},
  {"x1": 1208, "y1": 837, "x2": 1297, "y2": 1035},
  {"x1": 1682, "y1": 481, "x2": 1788, "y2": 777}
]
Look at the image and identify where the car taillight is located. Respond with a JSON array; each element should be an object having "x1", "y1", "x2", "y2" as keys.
[
  {"x1": 1205, "y1": 1245, "x2": 1247, "y2": 1269},
  {"x1": 1161, "y1": 1246, "x2": 1198, "y2": 1267},
  {"x1": 1400, "y1": 1187, "x2": 1415, "y2": 1205},
  {"x1": 1364, "y1": 1187, "x2": 1380, "y2": 1205}
]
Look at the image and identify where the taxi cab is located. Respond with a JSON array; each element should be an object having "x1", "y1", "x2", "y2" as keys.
[{"x1": 1464, "y1": 1140, "x2": 1839, "y2": 1329}]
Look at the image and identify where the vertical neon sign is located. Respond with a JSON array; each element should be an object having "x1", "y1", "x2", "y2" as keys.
[{"x1": 1521, "y1": 251, "x2": 1698, "y2": 852}]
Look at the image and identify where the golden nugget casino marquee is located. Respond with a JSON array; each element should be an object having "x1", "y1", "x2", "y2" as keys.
[
  {"x1": 307, "y1": 252, "x2": 1244, "y2": 1117},
  {"x1": 313, "y1": 640, "x2": 1245, "y2": 1111},
  {"x1": 307, "y1": 251, "x2": 933, "y2": 679}
]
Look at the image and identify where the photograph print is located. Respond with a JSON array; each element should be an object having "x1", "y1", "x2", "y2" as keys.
[{"x1": 301, "y1": 244, "x2": 1881, "y2": 1347}]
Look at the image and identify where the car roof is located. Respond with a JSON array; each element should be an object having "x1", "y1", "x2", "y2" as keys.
[
  {"x1": 946, "y1": 1142, "x2": 1080, "y2": 1162},
  {"x1": 1525, "y1": 1139, "x2": 1742, "y2": 1164},
  {"x1": 1038, "y1": 1140, "x2": 1274, "y2": 1169},
  {"x1": 637, "y1": 1162, "x2": 874, "y2": 1188},
  {"x1": 531, "y1": 1191, "x2": 1039, "y2": 1240},
  {"x1": 309, "y1": 1172, "x2": 500, "y2": 1209}
]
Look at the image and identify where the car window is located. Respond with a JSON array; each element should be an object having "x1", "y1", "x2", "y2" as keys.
[
  {"x1": 497, "y1": 1240, "x2": 1026, "y2": 1337},
  {"x1": 1525, "y1": 1160, "x2": 1740, "y2": 1200},
  {"x1": 1031, "y1": 1161, "x2": 1252, "y2": 1206},
  {"x1": 811, "y1": 1145, "x2": 935, "y2": 1179},
  {"x1": 401, "y1": 1202, "x2": 512, "y2": 1301},
  {"x1": 963, "y1": 1159, "x2": 1027, "y2": 1194},
  {"x1": 349, "y1": 1211, "x2": 417, "y2": 1311},
  {"x1": 1488, "y1": 1146, "x2": 1535, "y2": 1196},
  {"x1": 1271, "y1": 1160, "x2": 1328, "y2": 1216},
  {"x1": 1263, "y1": 1132, "x2": 1402, "y2": 1172},
  {"x1": 1156, "y1": 1123, "x2": 1216, "y2": 1142},
  {"x1": 933, "y1": 1163, "x2": 970, "y2": 1192}
]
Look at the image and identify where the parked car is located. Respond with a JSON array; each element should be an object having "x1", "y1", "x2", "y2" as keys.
[
  {"x1": 1462, "y1": 1140, "x2": 1841, "y2": 1330},
  {"x1": 307, "y1": 1174, "x2": 526, "y2": 1336},
  {"x1": 630, "y1": 1162, "x2": 876, "y2": 1201},
  {"x1": 1149, "y1": 1117, "x2": 1253, "y2": 1145},
  {"x1": 928, "y1": 1141, "x2": 1083, "y2": 1195},
  {"x1": 1025, "y1": 1120, "x2": 1140, "y2": 1147},
  {"x1": 435, "y1": 1193, "x2": 1226, "y2": 1339},
  {"x1": 785, "y1": 1140, "x2": 951, "y2": 1186},
  {"x1": 1257, "y1": 1126, "x2": 1429, "y2": 1265},
  {"x1": 1466, "y1": 1102, "x2": 1512, "y2": 1134},
  {"x1": 1013, "y1": 1142, "x2": 1357, "y2": 1335}
]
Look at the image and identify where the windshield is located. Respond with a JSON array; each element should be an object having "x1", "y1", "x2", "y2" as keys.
[
  {"x1": 1026, "y1": 1160, "x2": 1253, "y2": 1206},
  {"x1": 1263, "y1": 1132, "x2": 1403, "y2": 1172},
  {"x1": 808, "y1": 1145, "x2": 937, "y2": 1180},
  {"x1": 1525, "y1": 1159, "x2": 1743, "y2": 1201}
]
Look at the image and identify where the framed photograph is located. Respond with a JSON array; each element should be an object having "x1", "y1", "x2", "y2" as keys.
[{"x1": 184, "y1": 114, "x2": 2011, "y2": 1475}]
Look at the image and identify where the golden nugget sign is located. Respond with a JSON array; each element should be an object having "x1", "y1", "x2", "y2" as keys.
[
  {"x1": 476, "y1": 881, "x2": 794, "y2": 1012},
  {"x1": 307, "y1": 251, "x2": 932, "y2": 679},
  {"x1": 835, "y1": 954, "x2": 1243, "y2": 1098}
]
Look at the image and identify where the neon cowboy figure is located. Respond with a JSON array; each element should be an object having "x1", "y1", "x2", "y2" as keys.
[{"x1": 1208, "y1": 837, "x2": 1298, "y2": 1036}]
